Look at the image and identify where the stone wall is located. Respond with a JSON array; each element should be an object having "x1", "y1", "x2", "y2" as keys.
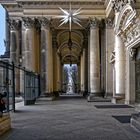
[{"x1": 0, "y1": 113, "x2": 11, "y2": 136}]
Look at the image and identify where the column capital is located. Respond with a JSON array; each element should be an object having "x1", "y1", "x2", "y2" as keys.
[
  {"x1": 22, "y1": 17, "x2": 35, "y2": 28},
  {"x1": 9, "y1": 19, "x2": 20, "y2": 30},
  {"x1": 105, "y1": 18, "x2": 114, "y2": 29},
  {"x1": 89, "y1": 17, "x2": 100, "y2": 29},
  {"x1": 39, "y1": 17, "x2": 51, "y2": 29},
  {"x1": 129, "y1": 48, "x2": 136, "y2": 60}
]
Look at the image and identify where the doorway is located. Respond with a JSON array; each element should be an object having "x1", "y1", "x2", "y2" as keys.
[{"x1": 62, "y1": 64, "x2": 78, "y2": 94}]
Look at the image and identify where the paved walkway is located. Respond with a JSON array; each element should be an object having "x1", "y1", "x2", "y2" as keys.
[{"x1": 1, "y1": 95, "x2": 140, "y2": 140}]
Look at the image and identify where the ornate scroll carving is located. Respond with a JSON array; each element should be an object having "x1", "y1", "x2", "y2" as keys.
[
  {"x1": 39, "y1": 17, "x2": 51, "y2": 29},
  {"x1": 112, "y1": 0, "x2": 136, "y2": 12},
  {"x1": 22, "y1": 17, "x2": 35, "y2": 28},
  {"x1": 9, "y1": 19, "x2": 20, "y2": 30},
  {"x1": 123, "y1": 21, "x2": 140, "y2": 46}
]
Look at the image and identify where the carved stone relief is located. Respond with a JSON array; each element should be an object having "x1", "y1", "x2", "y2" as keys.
[
  {"x1": 112, "y1": 0, "x2": 136, "y2": 12},
  {"x1": 89, "y1": 17, "x2": 100, "y2": 28},
  {"x1": 105, "y1": 18, "x2": 114, "y2": 28},
  {"x1": 22, "y1": 17, "x2": 35, "y2": 28},
  {"x1": 129, "y1": 48, "x2": 136, "y2": 60},
  {"x1": 9, "y1": 19, "x2": 20, "y2": 30}
]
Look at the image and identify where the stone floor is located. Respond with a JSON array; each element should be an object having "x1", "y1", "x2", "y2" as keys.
[{"x1": 1, "y1": 95, "x2": 140, "y2": 140}]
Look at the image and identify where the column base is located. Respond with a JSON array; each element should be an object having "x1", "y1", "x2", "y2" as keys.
[
  {"x1": 87, "y1": 92, "x2": 110, "y2": 102},
  {"x1": 111, "y1": 94, "x2": 125, "y2": 104},
  {"x1": 41, "y1": 92, "x2": 53, "y2": 97},
  {"x1": 52, "y1": 91, "x2": 60, "y2": 101},
  {"x1": 87, "y1": 93, "x2": 96, "y2": 102}
]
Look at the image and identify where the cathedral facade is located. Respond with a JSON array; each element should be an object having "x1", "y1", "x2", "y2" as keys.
[{"x1": 0, "y1": 0, "x2": 140, "y2": 105}]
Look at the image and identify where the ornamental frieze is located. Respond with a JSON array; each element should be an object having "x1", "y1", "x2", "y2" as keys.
[
  {"x1": 112, "y1": 0, "x2": 136, "y2": 12},
  {"x1": 123, "y1": 21, "x2": 140, "y2": 46}
]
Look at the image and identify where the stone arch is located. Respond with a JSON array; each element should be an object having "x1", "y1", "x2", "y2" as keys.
[
  {"x1": 57, "y1": 40, "x2": 81, "y2": 54},
  {"x1": 62, "y1": 53, "x2": 79, "y2": 63},
  {"x1": 57, "y1": 30, "x2": 84, "y2": 45},
  {"x1": 115, "y1": 4, "x2": 136, "y2": 34}
]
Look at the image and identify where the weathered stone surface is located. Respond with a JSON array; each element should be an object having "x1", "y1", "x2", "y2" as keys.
[{"x1": 0, "y1": 113, "x2": 11, "y2": 136}]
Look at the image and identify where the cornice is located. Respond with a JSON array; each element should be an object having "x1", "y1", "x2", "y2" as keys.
[{"x1": 5, "y1": 0, "x2": 105, "y2": 9}]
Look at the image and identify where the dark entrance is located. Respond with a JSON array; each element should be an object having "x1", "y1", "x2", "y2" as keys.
[{"x1": 135, "y1": 47, "x2": 140, "y2": 103}]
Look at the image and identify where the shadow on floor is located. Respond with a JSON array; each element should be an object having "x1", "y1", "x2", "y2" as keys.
[
  {"x1": 94, "y1": 105, "x2": 134, "y2": 109},
  {"x1": 112, "y1": 115, "x2": 131, "y2": 123}
]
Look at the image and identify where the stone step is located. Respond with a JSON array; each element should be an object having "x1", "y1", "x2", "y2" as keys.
[
  {"x1": 0, "y1": 113, "x2": 11, "y2": 136},
  {"x1": 131, "y1": 113, "x2": 140, "y2": 131}
]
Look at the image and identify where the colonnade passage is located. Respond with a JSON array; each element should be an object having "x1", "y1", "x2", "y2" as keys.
[
  {"x1": 7, "y1": 16, "x2": 128, "y2": 102},
  {"x1": 8, "y1": 17, "x2": 104, "y2": 99}
]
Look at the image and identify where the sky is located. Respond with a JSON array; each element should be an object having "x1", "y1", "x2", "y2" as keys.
[{"x1": 0, "y1": 4, "x2": 5, "y2": 55}]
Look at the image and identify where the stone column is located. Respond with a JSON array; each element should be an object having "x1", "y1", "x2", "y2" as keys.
[
  {"x1": 9, "y1": 19, "x2": 20, "y2": 63},
  {"x1": 112, "y1": 10, "x2": 125, "y2": 103},
  {"x1": 111, "y1": 1, "x2": 126, "y2": 103},
  {"x1": 114, "y1": 35, "x2": 125, "y2": 99},
  {"x1": 81, "y1": 48, "x2": 86, "y2": 95},
  {"x1": 9, "y1": 19, "x2": 21, "y2": 95},
  {"x1": 80, "y1": 53, "x2": 83, "y2": 92},
  {"x1": 22, "y1": 17, "x2": 36, "y2": 71},
  {"x1": 105, "y1": 18, "x2": 114, "y2": 97},
  {"x1": 52, "y1": 31, "x2": 60, "y2": 95},
  {"x1": 125, "y1": 48, "x2": 136, "y2": 104},
  {"x1": 83, "y1": 34, "x2": 88, "y2": 94},
  {"x1": 40, "y1": 18, "x2": 53, "y2": 95},
  {"x1": 77, "y1": 62, "x2": 81, "y2": 93},
  {"x1": 53, "y1": 45, "x2": 58, "y2": 92},
  {"x1": 57, "y1": 55, "x2": 61, "y2": 92},
  {"x1": 88, "y1": 18, "x2": 100, "y2": 101}
]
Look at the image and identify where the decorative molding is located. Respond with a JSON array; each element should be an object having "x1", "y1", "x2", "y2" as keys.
[
  {"x1": 22, "y1": 17, "x2": 35, "y2": 28},
  {"x1": 9, "y1": 19, "x2": 20, "y2": 30},
  {"x1": 112, "y1": 0, "x2": 136, "y2": 12},
  {"x1": 122, "y1": 17, "x2": 140, "y2": 47},
  {"x1": 16, "y1": 1, "x2": 105, "y2": 8}
]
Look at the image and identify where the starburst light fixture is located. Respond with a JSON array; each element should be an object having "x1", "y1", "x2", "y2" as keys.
[{"x1": 58, "y1": 4, "x2": 82, "y2": 31}]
